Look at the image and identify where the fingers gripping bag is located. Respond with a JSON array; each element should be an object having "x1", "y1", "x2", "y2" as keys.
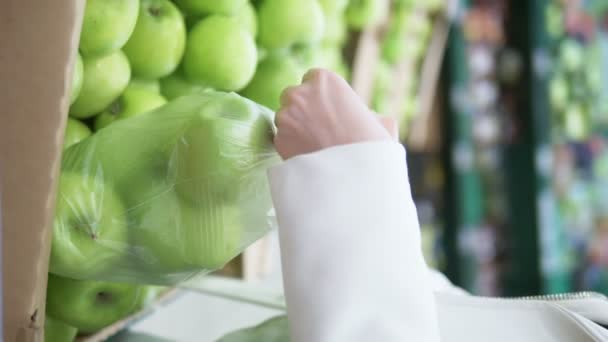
[{"x1": 51, "y1": 91, "x2": 279, "y2": 284}]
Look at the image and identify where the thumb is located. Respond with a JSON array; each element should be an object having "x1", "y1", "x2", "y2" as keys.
[{"x1": 378, "y1": 116, "x2": 399, "y2": 141}]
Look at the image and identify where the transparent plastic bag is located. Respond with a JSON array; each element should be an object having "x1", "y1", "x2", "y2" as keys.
[{"x1": 51, "y1": 91, "x2": 279, "y2": 284}]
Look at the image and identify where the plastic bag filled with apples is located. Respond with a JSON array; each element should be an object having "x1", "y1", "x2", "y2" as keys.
[{"x1": 51, "y1": 90, "x2": 279, "y2": 284}]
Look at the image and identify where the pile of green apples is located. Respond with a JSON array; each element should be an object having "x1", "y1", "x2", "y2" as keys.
[
  {"x1": 371, "y1": 0, "x2": 444, "y2": 131},
  {"x1": 547, "y1": 1, "x2": 605, "y2": 142}
]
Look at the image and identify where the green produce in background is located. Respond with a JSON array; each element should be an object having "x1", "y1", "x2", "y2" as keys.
[
  {"x1": 183, "y1": 16, "x2": 257, "y2": 91},
  {"x1": 58, "y1": 91, "x2": 277, "y2": 283},
  {"x1": 241, "y1": 54, "x2": 303, "y2": 111},
  {"x1": 175, "y1": 0, "x2": 248, "y2": 15},
  {"x1": 322, "y1": 13, "x2": 347, "y2": 44},
  {"x1": 160, "y1": 70, "x2": 207, "y2": 100},
  {"x1": 123, "y1": 0, "x2": 186, "y2": 79},
  {"x1": 235, "y1": 1, "x2": 258, "y2": 37},
  {"x1": 95, "y1": 81, "x2": 168, "y2": 130},
  {"x1": 257, "y1": 0, "x2": 325, "y2": 49},
  {"x1": 549, "y1": 73, "x2": 569, "y2": 112},
  {"x1": 560, "y1": 39, "x2": 584, "y2": 73},
  {"x1": 563, "y1": 103, "x2": 590, "y2": 141},
  {"x1": 70, "y1": 50, "x2": 131, "y2": 119},
  {"x1": 371, "y1": 61, "x2": 392, "y2": 114},
  {"x1": 345, "y1": 0, "x2": 387, "y2": 30},
  {"x1": 44, "y1": 316, "x2": 78, "y2": 342},
  {"x1": 50, "y1": 172, "x2": 128, "y2": 279},
  {"x1": 46, "y1": 274, "x2": 143, "y2": 334},
  {"x1": 70, "y1": 53, "x2": 84, "y2": 105},
  {"x1": 79, "y1": 0, "x2": 140, "y2": 57},
  {"x1": 63, "y1": 118, "x2": 91, "y2": 150}
]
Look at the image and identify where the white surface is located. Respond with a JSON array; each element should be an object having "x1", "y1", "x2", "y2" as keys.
[{"x1": 126, "y1": 231, "x2": 285, "y2": 342}]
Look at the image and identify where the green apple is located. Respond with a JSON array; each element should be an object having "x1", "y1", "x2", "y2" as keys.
[
  {"x1": 123, "y1": 0, "x2": 186, "y2": 79},
  {"x1": 241, "y1": 54, "x2": 304, "y2": 111},
  {"x1": 46, "y1": 274, "x2": 142, "y2": 334},
  {"x1": 549, "y1": 74, "x2": 569, "y2": 112},
  {"x1": 64, "y1": 118, "x2": 92, "y2": 150},
  {"x1": 159, "y1": 71, "x2": 207, "y2": 100},
  {"x1": 235, "y1": 1, "x2": 258, "y2": 36},
  {"x1": 345, "y1": 0, "x2": 388, "y2": 30},
  {"x1": 130, "y1": 78, "x2": 161, "y2": 93},
  {"x1": 70, "y1": 50, "x2": 131, "y2": 119},
  {"x1": 134, "y1": 286, "x2": 165, "y2": 310},
  {"x1": 560, "y1": 39, "x2": 584, "y2": 72},
  {"x1": 45, "y1": 316, "x2": 78, "y2": 342},
  {"x1": 95, "y1": 82, "x2": 168, "y2": 130},
  {"x1": 323, "y1": 14, "x2": 347, "y2": 44},
  {"x1": 257, "y1": 0, "x2": 325, "y2": 49},
  {"x1": 545, "y1": 2, "x2": 564, "y2": 38},
  {"x1": 318, "y1": 0, "x2": 349, "y2": 14},
  {"x1": 174, "y1": 0, "x2": 247, "y2": 15},
  {"x1": 380, "y1": 36, "x2": 400, "y2": 65},
  {"x1": 564, "y1": 104, "x2": 589, "y2": 141},
  {"x1": 131, "y1": 190, "x2": 242, "y2": 273},
  {"x1": 49, "y1": 172, "x2": 128, "y2": 279},
  {"x1": 173, "y1": 92, "x2": 276, "y2": 203},
  {"x1": 70, "y1": 53, "x2": 84, "y2": 105},
  {"x1": 183, "y1": 16, "x2": 257, "y2": 91},
  {"x1": 79, "y1": 0, "x2": 140, "y2": 57}
]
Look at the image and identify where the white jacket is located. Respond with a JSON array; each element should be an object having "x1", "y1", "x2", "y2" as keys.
[{"x1": 268, "y1": 141, "x2": 608, "y2": 342}]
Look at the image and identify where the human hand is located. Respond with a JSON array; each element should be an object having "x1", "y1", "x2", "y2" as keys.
[{"x1": 274, "y1": 68, "x2": 397, "y2": 160}]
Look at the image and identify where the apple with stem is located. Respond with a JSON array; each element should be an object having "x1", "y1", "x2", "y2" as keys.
[
  {"x1": 123, "y1": 0, "x2": 186, "y2": 79},
  {"x1": 70, "y1": 50, "x2": 131, "y2": 119},
  {"x1": 95, "y1": 81, "x2": 167, "y2": 130},
  {"x1": 49, "y1": 172, "x2": 128, "y2": 279},
  {"x1": 183, "y1": 16, "x2": 257, "y2": 91},
  {"x1": 46, "y1": 274, "x2": 143, "y2": 334}
]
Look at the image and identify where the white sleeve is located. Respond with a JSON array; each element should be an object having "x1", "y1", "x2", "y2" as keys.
[{"x1": 268, "y1": 141, "x2": 441, "y2": 342}]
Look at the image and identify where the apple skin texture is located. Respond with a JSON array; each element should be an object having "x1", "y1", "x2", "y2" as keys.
[
  {"x1": 175, "y1": 0, "x2": 248, "y2": 15},
  {"x1": 241, "y1": 54, "x2": 304, "y2": 111},
  {"x1": 63, "y1": 118, "x2": 91, "y2": 150},
  {"x1": 131, "y1": 190, "x2": 242, "y2": 274},
  {"x1": 318, "y1": 0, "x2": 349, "y2": 14},
  {"x1": 50, "y1": 172, "x2": 128, "y2": 279},
  {"x1": 183, "y1": 16, "x2": 257, "y2": 91},
  {"x1": 70, "y1": 50, "x2": 131, "y2": 119},
  {"x1": 345, "y1": 0, "x2": 387, "y2": 30},
  {"x1": 160, "y1": 71, "x2": 207, "y2": 100},
  {"x1": 44, "y1": 316, "x2": 78, "y2": 342},
  {"x1": 123, "y1": 0, "x2": 186, "y2": 79},
  {"x1": 257, "y1": 0, "x2": 325, "y2": 49},
  {"x1": 70, "y1": 53, "x2": 84, "y2": 105},
  {"x1": 79, "y1": 0, "x2": 140, "y2": 57},
  {"x1": 46, "y1": 274, "x2": 142, "y2": 334},
  {"x1": 95, "y1": 81, "x2": 168, "y2": 130}
]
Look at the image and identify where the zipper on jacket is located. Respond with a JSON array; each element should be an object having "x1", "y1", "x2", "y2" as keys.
[{"x1": 514, "y1": 291, "x2": 607, "y2": 302}]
